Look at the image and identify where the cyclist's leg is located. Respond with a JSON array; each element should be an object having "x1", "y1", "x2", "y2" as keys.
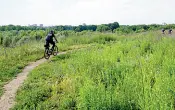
[
  {"x1": 50, "y1": 40, "x2": 55, "y2": 50},
  {"x1": 45, "y1": 40, "x2": 50, "y2": 49}
]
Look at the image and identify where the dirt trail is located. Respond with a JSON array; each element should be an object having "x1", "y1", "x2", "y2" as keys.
[{"x1": 0, "y1": 52, "x2": 66, "y2": 110}]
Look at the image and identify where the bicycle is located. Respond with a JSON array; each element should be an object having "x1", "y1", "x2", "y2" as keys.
[{"x1": 44, "y1": 43, "x2": 58, "y2": 59}]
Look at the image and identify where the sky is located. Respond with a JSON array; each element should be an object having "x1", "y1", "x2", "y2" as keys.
[{"x1": 0, "y1": 0, "x2": 175, "y2": 26}]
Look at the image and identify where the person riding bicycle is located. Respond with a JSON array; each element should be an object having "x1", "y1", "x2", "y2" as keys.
[
  {"x1": 45, "y1": 30, "x2": 58, "y2": 51},
  {"x1": 168, "y1": 29, "x2": 172, "y2": 34},
  {"x1": 162, "y1": 28, "x2": 165, "y2": 34}
]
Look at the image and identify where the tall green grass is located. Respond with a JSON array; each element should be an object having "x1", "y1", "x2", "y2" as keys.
[
  {"x1": 0, "y1": 42, "x2": 44, "y2": 96},
  {"x1": 57, "y1": 32, "x2": 119, "y2": 51},
  {"x1": 12, "y1": 33, "x2": 175, "y2": 110},
  {"x1": 0, "y1": 31, "x2": 120, "y2": 97}
]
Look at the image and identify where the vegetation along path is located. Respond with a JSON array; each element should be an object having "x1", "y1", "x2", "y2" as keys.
[{"x1": 0, "y1": 52, "x2": 66, "y2": 110}]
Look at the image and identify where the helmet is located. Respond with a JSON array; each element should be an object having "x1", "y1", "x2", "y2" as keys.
[{"x1": 50, "y1": 30, "x2": 54, "y2": 34}]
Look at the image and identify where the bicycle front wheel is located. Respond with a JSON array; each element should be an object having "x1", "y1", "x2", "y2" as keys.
[
  {"x1": 44, "y1": 48, "x2": 50, "y2": 59},
  {"x1": 53, "y1": 46, "x2": 58, "y2": 56}
]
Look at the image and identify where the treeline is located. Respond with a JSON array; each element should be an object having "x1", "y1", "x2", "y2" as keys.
[
  {"x1": 0, "y1": 23, "x2": 175, "y2": 33},
  {"x1": 0, "y1": 22, "x2": 119, "y2": 32},
  {"x1": 117, "y1": 24, "x2": 175, "y2": 34}
]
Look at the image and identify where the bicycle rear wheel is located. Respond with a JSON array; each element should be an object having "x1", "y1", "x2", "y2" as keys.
[
  {"x1": 44, "y1": 48, "x2": 50, "y2": 59},
  {"x1": 53, "y1": 45, "x2": 58, "y2": 56}
]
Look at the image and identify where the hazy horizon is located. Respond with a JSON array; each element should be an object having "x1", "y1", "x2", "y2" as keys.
[
  {"x1": 0, "y1": 23, "x2": 172, "y2": 27},
  {"x1": 1, "y1": 0, "x2": 175, "y2": 26}
]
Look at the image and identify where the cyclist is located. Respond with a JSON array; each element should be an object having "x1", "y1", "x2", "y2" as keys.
[
  {"x1": 168, "y1": 29, "x2": 172, "y2": 34},
  {"x1": 162, "y1": 28, "x2": 165, "y2": 34},
  {"x1": 45, "y1": 30, "x2": 58, "y2": 51}
]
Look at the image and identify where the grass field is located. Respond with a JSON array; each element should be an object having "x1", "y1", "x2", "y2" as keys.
[
  {"x1": 0, "y1": 32, "x2": 118, "y2": 97},
  {"x1": 0, "y1": 42, "x2": 44, "y2": 96},
  {"x1": 11, "y1": 32, "x2": 175, "y2": 110}
]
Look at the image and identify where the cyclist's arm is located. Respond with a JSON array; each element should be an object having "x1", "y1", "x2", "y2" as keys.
[{"x1": 53, "y1": 34, "x2": 58, "y2": 43}]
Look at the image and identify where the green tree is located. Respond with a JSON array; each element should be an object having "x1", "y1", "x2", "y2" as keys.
[
  {"x1": 96, "y1": 25, "x2": 110, "y2": 32},
  {"x1": 108, "y1": 22, "x2": 120, "y2": 32}
]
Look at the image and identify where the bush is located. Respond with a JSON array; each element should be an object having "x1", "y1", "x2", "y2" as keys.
[{"x1": 3, "y1": 36, "x2": 12, "y2": 47}]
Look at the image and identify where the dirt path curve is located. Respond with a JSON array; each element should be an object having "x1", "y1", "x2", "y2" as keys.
[{"x1": 0, "y1": 52, "x2": 66, "y2": 110}]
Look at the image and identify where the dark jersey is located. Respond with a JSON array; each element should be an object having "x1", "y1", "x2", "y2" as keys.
[{"x1": 46, "y1": 33, "x2": 55, "y2": 41}]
